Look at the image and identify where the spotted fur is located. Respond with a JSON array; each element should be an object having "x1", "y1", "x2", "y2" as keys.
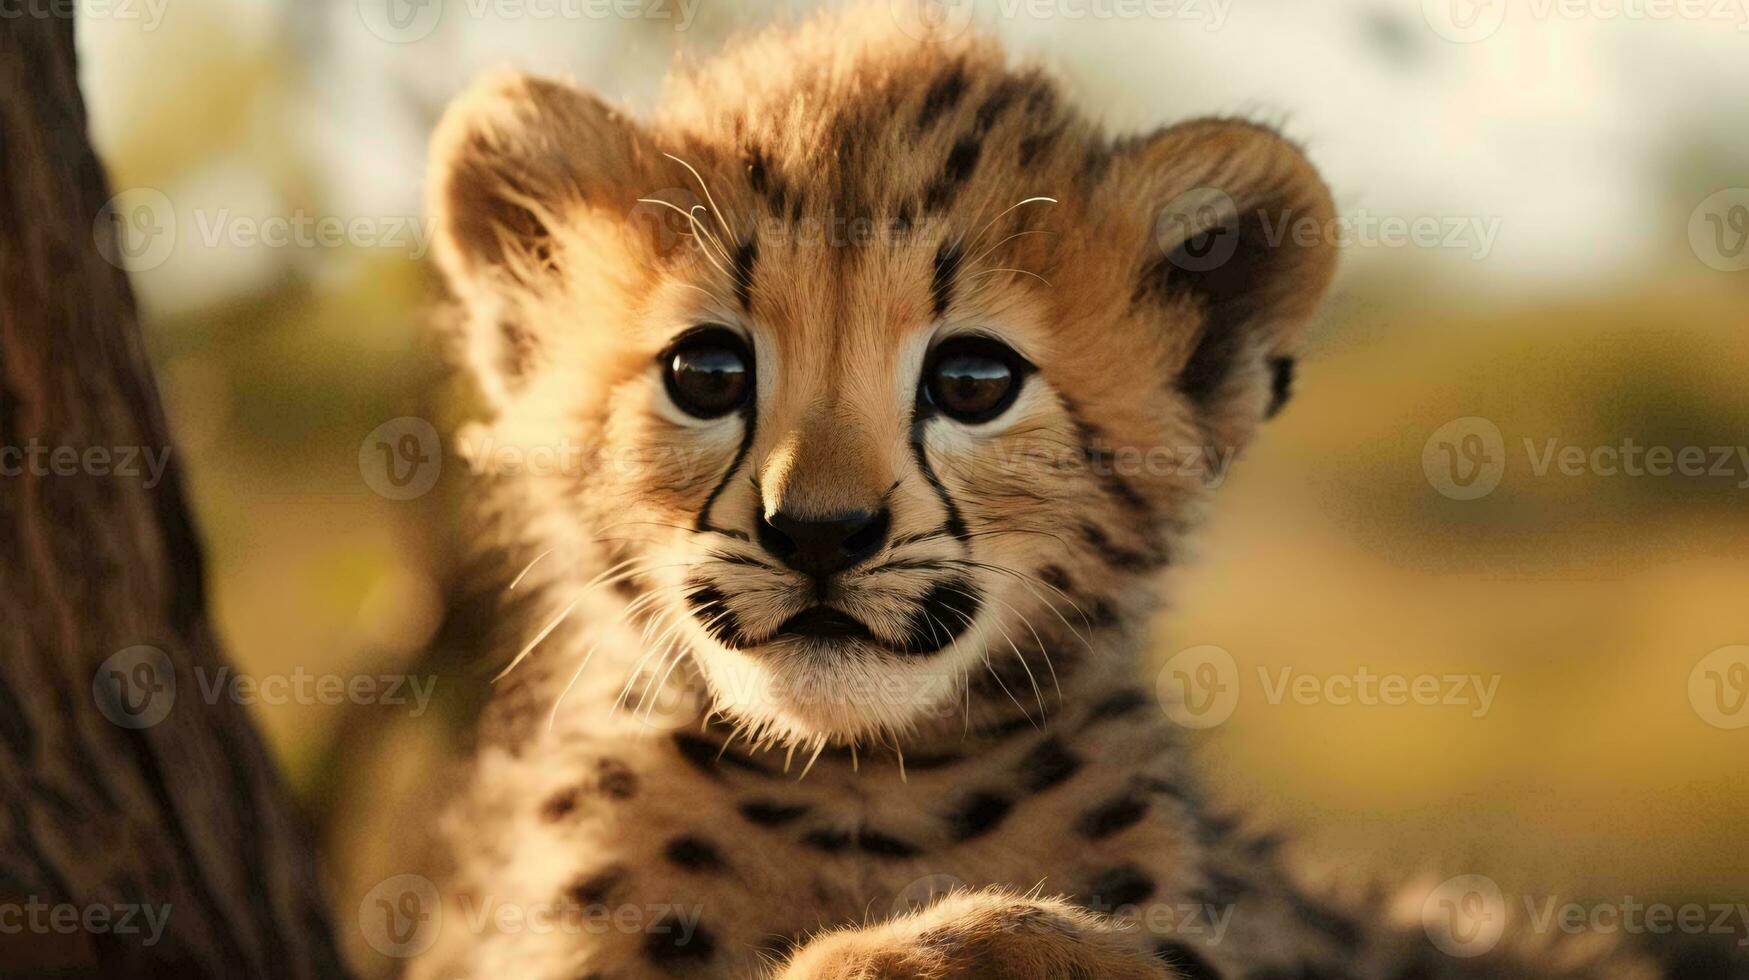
[{"x1": 412, "y1": 6, "x2": 1663, "y2": 979}]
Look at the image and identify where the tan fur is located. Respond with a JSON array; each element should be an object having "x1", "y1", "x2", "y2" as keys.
[{"x1": 410, "y1": 6, "x2": 1661, "y2": 979}]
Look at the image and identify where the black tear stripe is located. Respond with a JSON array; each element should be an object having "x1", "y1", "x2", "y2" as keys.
[
  {"x1": 895, "y1": 577, "x2": 982, "y2": 657},
  {"x1": 694, "y1": 399, "x2": 758, "y2": 536},
  {"x1": 907, "y1": 412, "x2": 970, "y2": 543},
  {"x1": 1085, "y1": 688, "x2": 1150, "y2": 724},
  {"x1": 731, "y1": 237, "x2": 758, "y2": 311},
  {"x1": 931, "y1": 240, "x2": 962, "y2": 319},
  {"x1": 685, "y1": 583, "x2": 746, "y2": 649},
  {"x1": 1266, "y1": 355, "x2": 1296, "y2": 418}
]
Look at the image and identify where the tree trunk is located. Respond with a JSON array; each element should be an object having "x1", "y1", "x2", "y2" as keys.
[{"x1": 0, "y1": 16, "x2": 347, "y2": 979}]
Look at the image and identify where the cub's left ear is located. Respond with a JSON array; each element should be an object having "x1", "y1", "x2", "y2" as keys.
[{"x1": 1111, "y1": 118, "x2": 1337, "y2": 426}]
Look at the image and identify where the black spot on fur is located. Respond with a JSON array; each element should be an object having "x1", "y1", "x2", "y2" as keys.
[
  {"x1": 644, "y1": 914, "x2": 716, "y2": 966},
  {"x1": 1079, "y1": 522, "x2": 1162, "y2": 573},
  {"x1": 541, "y1": 788, "x2": 580, "y2": 822},
  {"x1": 732, "y1": 238, "x2": 758, "y2": 310},
  {"x1": 1079, "y1": 863, "x2": 1156, "y2": 912},
  {"x1": 917, "y1": 63, "x2": 968, "y2": 131},
  {"x1": 799, "y1": 828, "x2": 852, "y2": 853},
  {"x1": 973, "y1": 79, "x2": 1019, "y2": 135},
  {"x1": 1018, "y1": 132, "x2": 1054, "y2": 168},
  {"x1": 664, "y1": 835, "x2": 728, "y2": 872},
  {"x1": 672, "y1": 732, "x2": 775, "y2": 778},
  {"x1": 1285, "y1": 892, "x2": 1363, "y2": 953},
  {"x1": 1155, "y1": 941, "x2": 1224, "y2": 979},
  {"x1": 1266, "y1": 355, "x2": 1296, "y2": 418},
  {"x1": 931, "y1": 240, "x2": 962, "y2": 318},
  {"x1": 738, "y1": 800, "x2": 810, "y2": 826},
  {"x1": 925, "y1": 137, "x2": 983, "y2": 211},
  {"x1": 1018, "y1": 737, "x2": 1081, "y2": 793},
  {"x1": 596, "y1": 758, "x2": 638, "y2": 800},
  {"x1": 897, "y1": 578, "x2": 981, "y2": 656},
  {"x1": 856, "y1": 829, "x2": 922, "y2": 859},
  {"x1": 1039, "y1": 565, "x2": 1072, "y2": 593},
  {"x1": 947, "y1": 791, "x2": 1014, "y2": 840},
  {"x1": 1076, "y1": 792, "x2": 1151, "y2": 839},
  {"x1": 746, "y1": 149, "x2": 769, "y2": 195},
  {"x1": 567, "y1": 866, "x2": 626, "y2": 907},
  {"x1": 1192, "y1": 868, "x2": 1252, "y2": 907},
  {"x1": 1087, "y1": 689, "x2": 1150, "y2": 722}
]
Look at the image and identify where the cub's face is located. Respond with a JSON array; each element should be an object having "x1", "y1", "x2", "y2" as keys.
[{"x1": 427, "y1": 28, "x2": 1334, "y2": 747}]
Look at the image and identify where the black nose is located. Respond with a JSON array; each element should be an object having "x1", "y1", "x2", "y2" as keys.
[{"x1": 756, "y1": 507, "x2": 890, "y2": 578}]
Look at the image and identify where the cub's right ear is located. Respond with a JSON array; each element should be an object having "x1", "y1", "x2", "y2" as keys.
[{"x1": 426, "y1": 70, "x2": 655, "y2": 405}]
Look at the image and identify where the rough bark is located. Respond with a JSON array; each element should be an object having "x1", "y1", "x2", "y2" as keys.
[{"x1": 0, "y1": 15, "x2": 347, "y2": 979}]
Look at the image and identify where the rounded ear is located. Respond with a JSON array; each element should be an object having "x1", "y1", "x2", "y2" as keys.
[
  {"x1": 426, "y1": 69, "x2": 657, "y2": 406},
  {"x1": 1109, "y1": 118, "x2": 1338, "y2": 424}
]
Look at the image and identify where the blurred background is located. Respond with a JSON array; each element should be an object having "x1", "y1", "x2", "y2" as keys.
[{"x1": 74, "y1": 0, "x2": 1749, "y2": 970}]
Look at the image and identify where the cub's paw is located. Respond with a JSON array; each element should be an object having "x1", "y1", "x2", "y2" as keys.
[{"x1": 775, "y1": 889, "x2": 1173, "y2": 979}]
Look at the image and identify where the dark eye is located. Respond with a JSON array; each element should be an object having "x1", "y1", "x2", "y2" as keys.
[
  {"x1": 662, "y1": 326, "x2": 752, "y2": 419},
  {"x1": 924, "y1": 335, "x2": 1030, "y2": 424}
]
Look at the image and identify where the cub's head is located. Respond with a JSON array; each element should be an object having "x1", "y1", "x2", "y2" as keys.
[{"x1": 428, "y1": 9, "x2": 1335, "y2": 748}]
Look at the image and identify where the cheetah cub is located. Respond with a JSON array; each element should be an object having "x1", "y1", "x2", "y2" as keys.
[{"x1": 414, "y1": 6, "x2": 1660, "y2": 979}]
